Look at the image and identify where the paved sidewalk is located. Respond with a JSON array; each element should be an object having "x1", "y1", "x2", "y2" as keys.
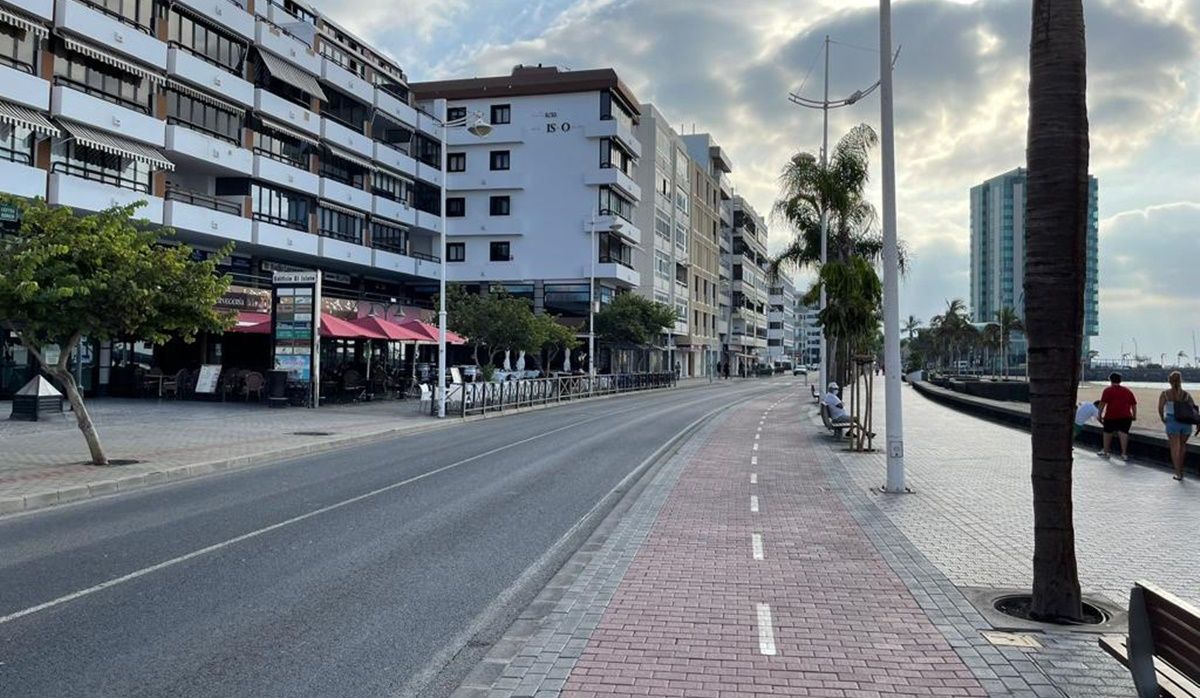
[
  {"x1": 468, "y1": 386, "x2": 1104, "y2": 697},
  {"x1": 0, "y1": 398, "x2": 440, "y2": 514}
]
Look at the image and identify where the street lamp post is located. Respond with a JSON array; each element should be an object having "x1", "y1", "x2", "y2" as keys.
[
  {"x1": 879, "y1": 0, "x2": 905, "y2": 492},
  {"x1": 589, "y1": 212, "x2": 597, "y2": 396},
  {"x1": 437, "y1": 105, "x2": 492, "y2": 418}
]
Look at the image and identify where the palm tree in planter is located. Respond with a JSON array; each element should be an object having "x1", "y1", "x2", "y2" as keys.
[
  {"x1": 1025, "y1": 0, "x2": 1089, "y2": 622},
  {"x1": 995, "y1": 307, "x2": 1025, "y2": 378}
]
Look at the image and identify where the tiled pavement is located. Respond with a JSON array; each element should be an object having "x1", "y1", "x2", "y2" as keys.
[
  {"x1": 470, "y1": 386, "x2": 1146, "y2": 697},
  {"x1": 0, "y1": 398, "x2": 439, "y2": 513}
]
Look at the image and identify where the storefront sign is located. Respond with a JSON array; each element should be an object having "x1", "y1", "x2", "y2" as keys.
[
  {"x1": 272, "y1": 272, "x2": 322, "y2": 407},
  {"x1": 273, "y1": 271, "x2": 320, "y2": 285},
  {"x1": 216, "y1": 286, "x2": 271, "y2": 313},
  {"x1": 195, "y1": 364, "x2": 222, "y2": 394}
]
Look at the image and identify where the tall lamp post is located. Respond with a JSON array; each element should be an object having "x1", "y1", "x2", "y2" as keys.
[
  {"x1": 879, "y1": 0, "x2": 905, "y2": 492},
  {"x1": 437, "y1": 105, "x2": 492, "y2": 418},
  {"x1": 788, "y1": 36, "x2": 882, "y2": 396},
  {"x1": 589, "y1": 212, "x2": 597, "y2": 395}
]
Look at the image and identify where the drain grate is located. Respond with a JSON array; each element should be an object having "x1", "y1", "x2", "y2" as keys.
[{"x1": 292, "y1": 431, "x2": 334, "y2": 436}]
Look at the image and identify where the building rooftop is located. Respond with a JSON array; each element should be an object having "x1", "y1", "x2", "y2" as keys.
[{"x1": 412, "y1": 65, "x2": 641, "y2": 117}]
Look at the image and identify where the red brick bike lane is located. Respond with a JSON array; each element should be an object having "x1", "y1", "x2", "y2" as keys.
[{"x1": 562, "y1": 391, "x2": 987, "y2": 697}]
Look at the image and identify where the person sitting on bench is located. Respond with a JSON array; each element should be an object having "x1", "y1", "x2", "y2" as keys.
[{"x1": 822, "y1": 382, "x2": 855, "y2": 427}]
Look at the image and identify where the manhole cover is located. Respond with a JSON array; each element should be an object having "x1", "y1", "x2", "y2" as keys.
[
  {"x1": 982, "y1": 630, "x2": 1042, "y2": 648},
  {"x1": 994, "y1": 594, "x2": 1108, "y2": 626},
  {"x1": 292, "y1": 431, "x2": 334, "y2": 436}
]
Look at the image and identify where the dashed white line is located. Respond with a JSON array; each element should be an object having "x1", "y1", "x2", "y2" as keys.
[
  {"x1": 752, "y1": 533, "x2": 764, "y2": 560},
  {"x1": 753, "y1": 443, "x2": 759, "y2": 451},
  {"x1": 751, "y1": 456, "x2": 758, "y2": 465},
  {"x1": 750, "y1": 472, "x2": 757, "y2": 484},
  {"x1": 755, "y1": 434, "x2": 760, "y2": 440},
  {"x1": 756, "y1": 603, "x2": 777, "y2": 655},
  {"x1": 750, "y1": 495, "x2": 759, "y2": 512}
]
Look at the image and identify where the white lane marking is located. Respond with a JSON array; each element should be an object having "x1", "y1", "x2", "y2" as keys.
[
  {"x1": 750, "y1": 473, "x2": 757, "y2": 484},
  {"x1": 756, "y1": 603, "x2": 777, "y2": 655},
  {"x1": 0, "y1": 408, "x2": 639, "y2": 627},
  {"x1": 752, "y1": 533, "x2": 764, "y2": 560},
  {"x1": 751, "y1": 456, "x2": 758, "y2": 465},
  {"x1": 753, "y1": 443, "x2": 759, "y2": 451},
  {"x1": 750, "y1": 495, "x2": 759, "y2": 512},
  {"x1": 756, "y1": 427, "x2": 762, "y2": 433},
  {"x1": 755, "y1": 434, "x2": 760, "y2": 440}
]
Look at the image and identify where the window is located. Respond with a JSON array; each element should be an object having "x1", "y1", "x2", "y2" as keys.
[
  {"x1": 599, "y1": 89, "x2": 634, "y2": 132},
  {"x1": 79, "y1": 0, "x2": 153, "y2": 30},
  {"x1": 447, "y1": 152, "x2": 466, "y2": 172},
  {"x1": 654, "y1": 249, "x2": 671, "y2": 282},
  {"x1": 0, "y1": 22, "x2": 38, "y2": 72},
  {"x1": 490, "y1": 104, "x2": 510, "y2": 125},
  {"x1": 489, "y1": 150, "x2": 510, "y2": 171},
  {"x1": 412, "y1": 180, "x2": 441, "y2": 215},
  {"x1": 371, "y1": 221, "x2": 408, "y2": 254},
  {"x1": 489, "y1": 196, "x2": 510, "y2": 216},
  {"x1": 654, "y1": 210, "x2": 671, "y2": 244},
  {"x1": 320, "y1": 150, "x2": 367, "y2": 187},
  {"x1": 51, "y1": 139, "x2": 152, "y2": 192},
  {"x1": 0, "y1": 124, "x2": 35, "y2": 165},
  {"x1": 372, "y1": 170, "x2": 412, "y2": 204},
  {"x1": 598, "y1": 186, "x2": 633, "y2": 222},
  {"x1": 598, "y1": 232, "x2": 631, "y2": 268},
  {"x1": 251, "y1": 183, "x2": 312, "y2": 230},
  {"x1": 318, "y1": 206, "x2": 364, "y2": 243},
  {"x1": 323, "y1": 89, "x2": 370, "y2": 129},
  {"x1": 166, "y1": 7, "x2": 245, "y2": 72},
  {"x1": 411, "y1": 133, "x2": 441, "y2": 168},
  {"x1": 446, "y1": 197, "x2": 465, "y2": 217},
  {"x1": 599, "y1": 138, "x2": 633, "y2": 174},
  {"x1": 319, "y1": 41, "x2": 363, "y2": 77},
  {"x1": 165, "y1": 87, "x2": 242, "y2": 143},
  {"x1": 544, "y1": 283, "x2": 590, "y2": 317},
  {"x1": 447, "y1": 242, "x2": 465, "y2": 262},
  {"x1": 253, "y1": 121, "x2": 308, "y2": 168},
  {"x1": 489, "y1": 241, "x2": 511, "y2": 261},
  {"x1": 446, "y1": 106, "x2": 466, "y2": 122},
  {"x1": 53, "y1": 48, "x2": 152, "y2": 114}
]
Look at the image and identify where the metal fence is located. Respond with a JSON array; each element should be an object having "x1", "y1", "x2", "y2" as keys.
[{"x1": 435, "y1": 372, "x2": 676, "y2": 417}]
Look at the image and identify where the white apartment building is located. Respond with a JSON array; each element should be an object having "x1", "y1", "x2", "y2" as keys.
[
  {"x1": 410, "y1": 66, "x2": 642, "y2": 358},
  {"x1": 729, "y1": 196, "x2": 768, "y2": 375},
  {"x1": 796, "y1": 300, "x2": 821, "y2": 366},
  {"x1": 0, "y1": 0, "x2": 448, "y2": 395},
  {"x1": 766, "y1": 275, "x2": 797, "y2": 366}
]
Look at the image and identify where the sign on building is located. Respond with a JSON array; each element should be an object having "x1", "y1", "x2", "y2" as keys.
[{"x1": 272, "y1": 271, "x2": 322, "y2": 407}]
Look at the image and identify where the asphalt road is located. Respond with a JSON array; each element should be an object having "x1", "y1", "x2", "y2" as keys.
[{"x1": 0, "y1": 379, "x2": 782, "y2": 697}]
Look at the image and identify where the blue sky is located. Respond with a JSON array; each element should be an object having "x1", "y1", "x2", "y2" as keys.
[{"x1": 310, "y1": 0, "x2": 1200, "y2": 363}]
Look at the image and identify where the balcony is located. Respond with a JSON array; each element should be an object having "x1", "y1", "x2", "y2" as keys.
[
  {"x1": 371, "y1": 249, "x2": 438, "y2": 280},
  {"x1": 584, "y1": 119, "x2": 642, "y2": 158},
  {"x1": 318, "y1": 236, "x2": 371, "y2": 266},
  {"x1": 415, "y1": 161, "x2": 442, "y2": 187},
  {"x1": 585, "y1": 167, "x2": 640, "y2": 201},
  {"x1": 446, "y1": 170, "x2": 524, "y2": 191},
  {"x1": 164, "y1": 124, "x2": 252, "y2": 174},
  {"x1": 415, "y1": 110, "x2": 441, "y2": 140},
  {"x1": 254, "y1": 88, "x2": 319, "y2": 136},
  {"x1": 175, "y1": 0, "x2": 254, "y2": 40},
  {"x1": 446, "y1": 122, "x2": 523, "y2": 146},
  {"x1": 163, "y1": 192, "x2": 252, "y2": 244},
  {"x1": 255, "y1": 21, "x2": 320, "y2": 75},
  {"x1": 48, "y1": 172, "x2": 163, "y2": 222},
  {"x1": 52, "y1": 85, "x2": 165, "y2": 146},
  {"x1": 415, "y1": 209, "x2": 441, "y2": 233},
  {"x1": 320, "y1": 58, "x2": 373, "y2": 105},
  {"x1": 252, "y1": 219, "x2": 318, "y2": 255},
  {"x1": 0, "y1": 159, "x2": 48, "y2": 199},
  {"x1": 374, "y1": 88, "x2": 417, "y2": 130},
  {"x1": 5, "y1": 0, "x2": 52, "y2": 21},
  {"x1": 372, "y1": 195, "x2": 417, "y2": 226},
  {"x1": 320, "y1": 117, "x2": 372, "y2": 159},
  {"x1": 167, "y1": 48, "x2": 254, "y2": 107},
  {"x1": 595, "y1": 262, "x2": 639, "y2": 287},
  {"x1": 253, "y1": 153, "x2": 318, "y2": 192},
  {"x1": 56, "y1": 0, "x2": 167, "y2": 69},
  {"x1": 373, "y1": 142, "x2": 417, "y2": 177},
  {"x1": 318, "y1": 177, "x2": 371, "y2": 213},
  {"x1": 587, "y1": 213, "x2": 640, "y2": 247},
  {"x1": 1, "y1": 65, "x2": 50, "y2": 110}
]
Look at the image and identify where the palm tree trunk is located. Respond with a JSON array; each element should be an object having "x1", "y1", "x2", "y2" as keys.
[{"x1": 1026, "y1": 0, "x2": 1087, "y2": 622}]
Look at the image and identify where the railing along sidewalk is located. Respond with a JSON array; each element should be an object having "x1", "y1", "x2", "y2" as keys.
[{"x1": 435, "y1": 372, "x2": 676, "y2": 417}]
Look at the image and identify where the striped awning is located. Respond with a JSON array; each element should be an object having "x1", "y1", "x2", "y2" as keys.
[
  {"x1": 318, "y1": 200, "x2": 365, "y2": 218},
  {"x1": 166, "y1": 79, "x2": 245, "y2": 117},
  {"x1": 258, "y1": 50, "x2": 326, "y2": 101},
  {"x1": 258, "y1": 116, "x2": 318, "y2": 146},
  {"x1": 0, "y1": 100, "x2": 57, "y2": 137},
  {"x1": 63, "y1": 37, "x2": 165, "y2": 84},
  {"x1": 58, "y1": 120, "x2": 175, "y2": 170},
  {"x1": 0, "y1": 7, "x2": 48, "y2": 38},
  {"x1": 323, "y1": 144, "x2": 375, "y2": 172}
]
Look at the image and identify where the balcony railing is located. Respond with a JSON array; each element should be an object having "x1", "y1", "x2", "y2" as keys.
[
  {"x1": 408, "y1": 249, "x2": 439, "y2": 263},
  {"x1": 166, "y1": 184, "x2": 241, "y2": 215},
  {"x1": 51, "y1": 160, "x2": 150, "y2": 193}
]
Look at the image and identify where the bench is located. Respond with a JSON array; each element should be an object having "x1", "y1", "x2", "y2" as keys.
[
  {"x1": 1099, "y1": 581, "x2": 1200, "y2": 698},
  {"x1": 819, "y1": 403, "x2": 849, "y2": 439},
  {"x1": 810, "y1": 384, "x2": 821, "y2": 403}
]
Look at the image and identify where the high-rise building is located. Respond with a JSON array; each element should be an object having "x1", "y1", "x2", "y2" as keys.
[
  {"x1": 766, "y1": 276, "x2": 797, "y2": 366},
  {"x1": 969, "y1": 167, "x2": 1099, "y2": 356},
  {"x1": 729, "y1": 196, "x2": 768, "y2": 375},
  {"x1": 0, "y1": 0, "x2": 447, "y2": 396},
  {"x1": 410, "y1": 65, "x2": 643, "y2": 370},
  {"x1": 795, "y1": 301, "x2": 821, "y2": 366},
  {"x1": 680, "y1": 132, "x2": 731, "y2": 379}
]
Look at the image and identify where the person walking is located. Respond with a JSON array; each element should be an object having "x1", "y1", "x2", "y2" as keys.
[
  {"x1": 1097, "y1": 372, "x2": 1137, "y2": 461},
  {"x1": 1157, "y1": 370, "x2": 1198, "y2": 481}
]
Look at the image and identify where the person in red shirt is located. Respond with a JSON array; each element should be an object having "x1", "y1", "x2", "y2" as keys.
[{"x1": 1098, "y1": 372, "x2": 1137, "y2": 461}]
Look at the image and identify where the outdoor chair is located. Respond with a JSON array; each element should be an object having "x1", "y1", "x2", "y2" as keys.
[
  {"x1": 243, "y1": 372, "x2": 265, "y2": 402},
  {"x1": 341, "y1": 369, "x2": 365, "y2": 402},
  {"x1": 161, "y1": 369, "x2": 187, "y2": 399},
  {"x1": 417, "y1": 383, "x2": 432, "y2": 413}
]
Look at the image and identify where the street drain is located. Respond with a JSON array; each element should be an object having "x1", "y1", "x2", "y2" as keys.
[
  {"x1": 292, "y1": 431, "x2": 334, "y2": 436},
  {"x1": 993, "y1": 594, "x2": 1108, "y2": 626}
]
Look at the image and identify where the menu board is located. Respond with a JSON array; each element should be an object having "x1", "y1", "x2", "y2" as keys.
[{"x1": 195, "y1": 364, "x2": 222, "y2": 394}]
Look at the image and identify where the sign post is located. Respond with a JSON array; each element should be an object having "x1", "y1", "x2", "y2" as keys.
[{"x1": 271, "y1": 271, "x2": 321, "y2": 408}]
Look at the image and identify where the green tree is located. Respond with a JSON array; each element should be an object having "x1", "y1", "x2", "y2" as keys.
[
  {"x1": 803, "y1": 257, "x2": 882, "y2": 384},
  {"x1": 1026, "y1": 0, "x2": 1088, "y2": 622},
  {"x1": 995, "y1": 306, "x2": 1025, "y2": 378},
  {"x1": 903, "y1": 315, "x2": 921, "y2": 340},
  {"x1": 530, "y1": 312, "x2": 580, "y2": 371},
  {"x1": 595, "y1": 293, "x2": 676, "y2": 348},
  {"x1": 443, "y1": 285, "x2": 537, "y2": 369},
  {"x1": 0, "y1": 198, "x2": 233, "y2": 465}
]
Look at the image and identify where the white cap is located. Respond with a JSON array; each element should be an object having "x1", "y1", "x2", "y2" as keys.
[{"x1": 828, "y1": 381, "x2": 839, "y2": 391}]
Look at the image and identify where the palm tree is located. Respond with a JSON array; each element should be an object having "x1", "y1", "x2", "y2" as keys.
[
  {"x1": 995, "y1": 307, "x2": 1024, "y2": 378},
  {"x1": 903, "y1": 315, "x2": 921, "y2": 340},
  {"x1": 982, "y1": 324, "x2": 1002, "y2": 376},
  {"x1": 1026, "y1": 0, "x2": 1088, "y2": 622}
]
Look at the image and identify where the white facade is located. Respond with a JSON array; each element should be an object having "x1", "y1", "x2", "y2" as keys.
[
  {"x1": 729, "y1": 196, "x2": 769, "y2": 373},
  {"x1": 766, "y1": 276, "x2": 797, "y2": 365},
  {"x1": 796, "y1": 301, "x2": 821, "y2": 366}
]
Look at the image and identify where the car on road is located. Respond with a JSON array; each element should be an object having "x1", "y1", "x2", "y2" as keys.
[{"x1": 793, "y1": 366, "x2": 807, "y2": 376}]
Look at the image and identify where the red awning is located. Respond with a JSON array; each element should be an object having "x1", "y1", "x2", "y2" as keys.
[
  {"x1": 226, "y1": 311, "x2": 272, "y2": 334},
  {"x1": 350, "y1": 315, "x2": 428, "y2": 341},
  {"x1": 397, "y1": 317, "x2": 467, "y2": 345},
  {"x1": 320, "y1": 313, "x2": 387, "y2": 339}
]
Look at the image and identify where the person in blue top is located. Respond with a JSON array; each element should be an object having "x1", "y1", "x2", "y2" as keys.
[{"x1": 1157, "y1": 370, "x2": 1199, "y2": 481}]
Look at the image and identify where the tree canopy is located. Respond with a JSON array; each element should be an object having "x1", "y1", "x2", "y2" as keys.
[
  {"x1": 0, "y1": 197, "x2": 233, "y2": 464},
  {"x1": 595, "y1": 293, "x2": 676, "y2": 347},
  {"x1": 443, "y1": 284, "x2": 578, "y2": 369}
]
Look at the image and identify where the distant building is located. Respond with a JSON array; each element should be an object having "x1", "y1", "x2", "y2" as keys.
[
  {"x1": 969, "y1": 167, "x2": 1099, "y2": 357},
  {"x1": 795, "y1": 301, "x2": 821, "y2": 366},
  {"x1": 766, "y1": 276, "x2": 797, "y2": 366},
  {"x1": 729, "y1": 196, "x2": 769, "y2": 374}
]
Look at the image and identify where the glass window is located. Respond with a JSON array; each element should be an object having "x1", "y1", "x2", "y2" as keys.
[
  {"x1": 411, "y1": 133, "x2": 441, "y2": 168},
  {"x1": 319, "y1": 150, "x2": 367, "y2": 187},
  {"x1": 446, "y1": 106, "x2": 466, "y2": 122},
  {"x1": 489, "y1": 150, "x2": 510, "y2": 171},
  {"x1": 544, "y1": 283, "x2": 590, "y2": 317},
  {"x1": 372, "y1": 170, "x2": 412, "y2": 204},
  {"x1": 0, "y1": 23, "x2": 37, "y2": 73},
  {"x1": 489, "y1": 195, "x2": 510, "y2": 216},
  {"x1": 447, "y1": 242, "x2": 465, "y2": 262},
  {"x1": 447, "y1": 152, "x2": 465, "y2": 172},
  {"x1": 489, "y1": 241, "x2": 510, "y2": 261},
  {"x1": 165, "y1": 87, "x2": 242, "y2": 143},
  {"x1": 53, "y1": 48, "x2": 152, "y2": 114},
  {"x1": 51, "y1": 139, "x2": 151, "y2": 192},
  {"x1": 371, "y1": 222, "x2": 408, "y2": 255},
  {"x1": 598, "y1": 232, "x2": 631, "y2": 268},
  {"x1": 598, "y1": 186, "x2": 633, "y2": 222},
  {"x1": 599, "y1": 89, "x2": 635, "y2": 132},
  {"x1": 599, "y1": 138, "x2": 633, "y2": 174},
  {"x1": 166, "y1": 8, "x2": 245, "y2": 72},
  {"x1": 490, "y1": 104, "x2": 510, "y2": 125},
  {"x1": 79, "y1": 0, "x2": 152, "y2": 30},
  {"x1": 251, "y1": 183, "x2": 312, "y2": 230},
  {"x1": 0, "y1": 124, "x2": 35, "y2": 165},
  {"x1": 318, "y1": 207, "x2": 363, "y2": 243},
  {"x1": 323, "y1": 88, "x2": 370, "y2": 130},
  {"x1": 446, "y1": 197, "x2": 465, "y2": 217},
  {"x1": 413, "y1": 180, "x2": 441, "y2": 215},
  {"x1": 654, "y1": 249, "x2": 671, "y2": 281},
  {"x1": 253, "y1": 121, "x2": 308, "y2": 167}
]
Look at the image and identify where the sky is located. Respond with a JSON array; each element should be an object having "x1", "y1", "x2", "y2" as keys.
[{"x1": 309, "y1": 0, "x2": 1200, "y2": 362}]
